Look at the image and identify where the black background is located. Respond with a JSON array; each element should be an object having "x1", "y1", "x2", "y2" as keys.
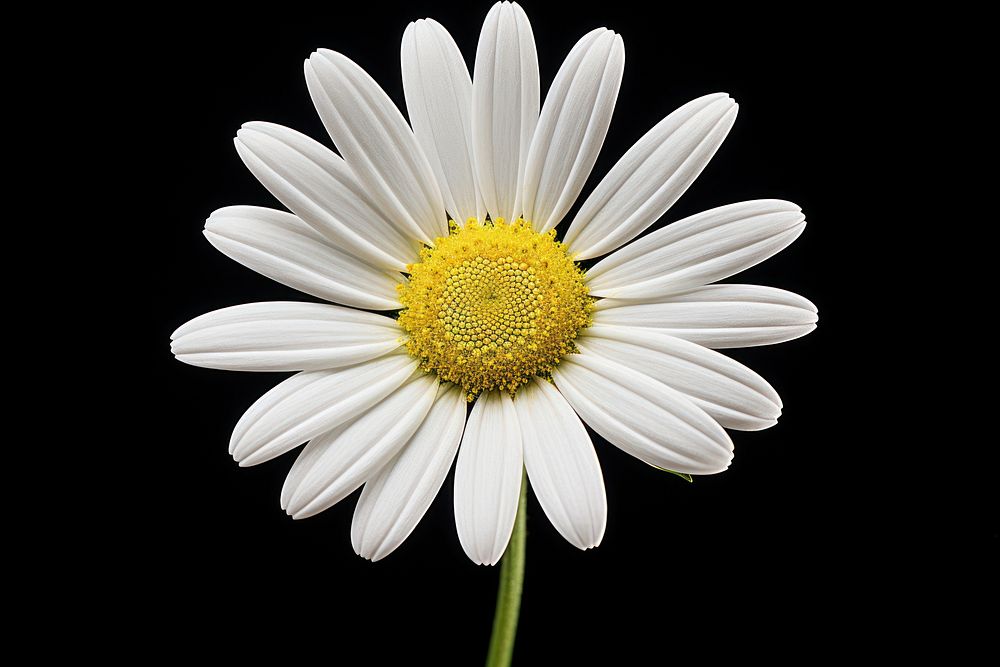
[{"x1": 138, "y1": 0, "x2": 932, "y2": 659}]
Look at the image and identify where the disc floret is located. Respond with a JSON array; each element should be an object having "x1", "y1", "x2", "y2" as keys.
[{"x1": 398, "y1": 218, "x2": 592, "y2": 399}]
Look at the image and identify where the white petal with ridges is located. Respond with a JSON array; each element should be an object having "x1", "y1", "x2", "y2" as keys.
[
  {"x1": 520, "y1": 28, "x2": 625, "y2": 233},
  {"x1": 565, "y1": 93, "x2": 738, "y2": 258},
  {"x1": 351, "y1": 383, "x2": 467, "y2": 561},
  {"x1": 515, "y1": 379, "x2": 606, "y2": 550},
  {"x1": 229, "y1": 353, "x2": 417, "y2": 467},
  {"x1": 204, "y1": 206, "x2": 402, "y2": 310},
  {"x1": 306, "y1": 49, "x2": 446, "y2": 244},
  {"x1": 402, "y1": 19, "x2": 481, "y2": 222},
  {"x1": 587, "y1": 200, "x2": 806, "y2": 299},
  {"x1": 593, "y1": 284, "x2": 818, "y2": 348},
  {"x1": 472, "y1": 1, "x2": 539, "y2": 222},
  {"x1": 579, "y1": 325, "x2": 781, "y2": 430},
  {"x1": 279, "y1": 375, "x2": 438, "y2": 514},
  {"x1": 553, "y1": 353, "x2": 733, "y2": 474},
  {"x1": 170, "y1": 302, "x2": 402, "y2": 372},
  {"x1": 454, "y1": 390, "x2": 523, "y2": 565},
  {"x1": 235, "y1": 122, "x2": 418, "y2": 270},
  {"x1": 283, "y1": 373, "x2": 439, "y2": 519},
  {"x1": 279, "y1": 420, "x2": 349, "y2": 512}
]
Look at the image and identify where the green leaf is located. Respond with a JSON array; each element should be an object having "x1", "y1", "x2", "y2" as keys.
[{"x1": 650, "y1": 465, "x2": 693, "y2": 482}]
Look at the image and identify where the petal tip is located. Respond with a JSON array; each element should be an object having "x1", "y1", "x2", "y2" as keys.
[
  {"x1": 236, "y1": 455, "x2": 251, "y2": 468},
  {"x1": 290, "y1": 505, "x2": 313, "y2": 519},
  {"x1": 313, "y1": 48, "x2": 342, "y2": 65},
  {"x1": 235, "y1": 446, "x2": 269, "y2": 468},
  {"x1": 365, "y1": 547, "x2": 391, "y2": 563},
  {"x1": 575, "y1": 536, "x2": 603, "y2": 551}
]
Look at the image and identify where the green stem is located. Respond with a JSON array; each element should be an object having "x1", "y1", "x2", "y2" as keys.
[{"x1": 485, "y1": 471, "x2": 527, "y2": 667}]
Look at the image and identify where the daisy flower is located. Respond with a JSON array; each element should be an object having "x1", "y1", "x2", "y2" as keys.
[{"x1": 171, "y1": 1, "x2": 817, "y2": 567}]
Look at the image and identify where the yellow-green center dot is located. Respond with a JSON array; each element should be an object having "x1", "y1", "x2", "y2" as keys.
[{"x1": 397, "y1": 218, "x2": 592, "y2": 400}]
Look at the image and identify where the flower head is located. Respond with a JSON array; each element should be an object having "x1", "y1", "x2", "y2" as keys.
[{"x1": 172, "y1": 1, "x2": 817, "y2": 565}]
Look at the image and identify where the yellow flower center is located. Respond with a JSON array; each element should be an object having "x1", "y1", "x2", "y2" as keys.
[{"x1": 398, "y1": 218, "x2": 592, "y2": 400}]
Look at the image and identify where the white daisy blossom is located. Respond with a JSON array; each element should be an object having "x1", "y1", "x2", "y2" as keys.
[{"x1": 172, "y1": 1, "x2": 816, "y2": 565}]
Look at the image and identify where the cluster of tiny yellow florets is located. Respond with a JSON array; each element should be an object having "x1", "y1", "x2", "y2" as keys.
[{"x1": 397, "y1": 218, "x2": 592, "y2": 400}]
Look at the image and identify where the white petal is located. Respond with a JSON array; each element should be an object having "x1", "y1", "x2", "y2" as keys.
[
  {"x1": 229, "y1": 353, "x2": 417, "y2": 467},
  {"x1": 515, "y1": 379, "x2": 606, "y2": 550},
  {"x1": 564, "y1": 93, "x2": 738, "y2": 258},
  {"x1": 283, "y1": 373, "x2": 439, "y2": 519},
  {"x1": 170, "y1": 301, "x2": 402, "y2": 372},
  {"x1": 579, "y1": 325, "x2": 781, "y2": 430},
  {"x1": 519, "y1": 29, "x2": 625, "y2": 233},
  {"x1": 454, "y1": 390, "x2": 523, "y2": 565},
  {"x1": 553, "y1": 353, "x2": 733, "y2": 474},
  {"x1": 351, "y1": 383, "x2": 467, "y2": 561},
  {"x1": 401, "y1": 19, "x2": 481, "y2": 223},
  {"x1": 593, "y1": 284, "x2": 818, "y2": 348},
  {"x1": 279, "y1": 376, "x2": 439, "y2": 514},
  {"x1": 472, "y1": 1, "x2": 539, "y2": 222},
  {"x1": 204, "y1": 206, "x2": 402, "y2": 310},
  {"x1": 235, "y1": 122, "x2": 419, "y2": 270},
  {"x1": 306, "y1": 50, "x2": 446, "y2": 244},
  {"x1": 586, "y1": 200, "x2": 806, "y2": 299},
  {"x1": 279, "y1": 419, "x2": 349, "y2": 512}
]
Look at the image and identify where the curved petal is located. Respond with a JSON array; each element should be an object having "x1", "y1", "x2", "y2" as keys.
[
  {"x1": 235, "y1": 122, "x2": 418, "y2": 270},
  {"x1": 351, "y1": 383, "x2": 467, "y2": 561},
  {"x1": 515, "y1": 379, "x2": 606, "y2": 550},
  {"x1": 593, "y1": 284, "x2": 818, "y2": 348},
  {"x1": 454, "y1": 390, "x2": 523, "y2": 565},
  {"x1": 306, "y1": 49, "x2": 446, "y2": 244},
  {"x1": 401, "y1": 19, "x2": 481, "y2": 223},
  {"x1": 229, "y1": 353, "x2": 417, "y2": 467},
  {"x1": 519, "y1": 28, "x2": 625, "y2": 233},
  {"x1": 579, "y1": 325, "x2": 781, "y2": 430},
  {"x1": 472, "y1": 1, "x2": 540, "y2": 222},
  {"x1": 552, "y1": 353, "x2": 733, "y2": 474},
  {"x1": 170, "y1": 302, "x2": 402, "y2": 372},
  {"x1": 586, "y1": 200, "x2": 806, "y2": 300},
  {"x1": 204, "y1": 206, "x2": 402, "y2": 310},
  {"x1": 282, "y1": 373, "x2": 439, "y2": 519},
  {"x1": 565, "y1": 93, "x2": 738, "y2": 258}
]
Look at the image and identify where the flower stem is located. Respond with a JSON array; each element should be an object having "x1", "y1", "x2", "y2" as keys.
[{"x1": 485, "y1": 471, "x2": 527, "y2": 667}]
